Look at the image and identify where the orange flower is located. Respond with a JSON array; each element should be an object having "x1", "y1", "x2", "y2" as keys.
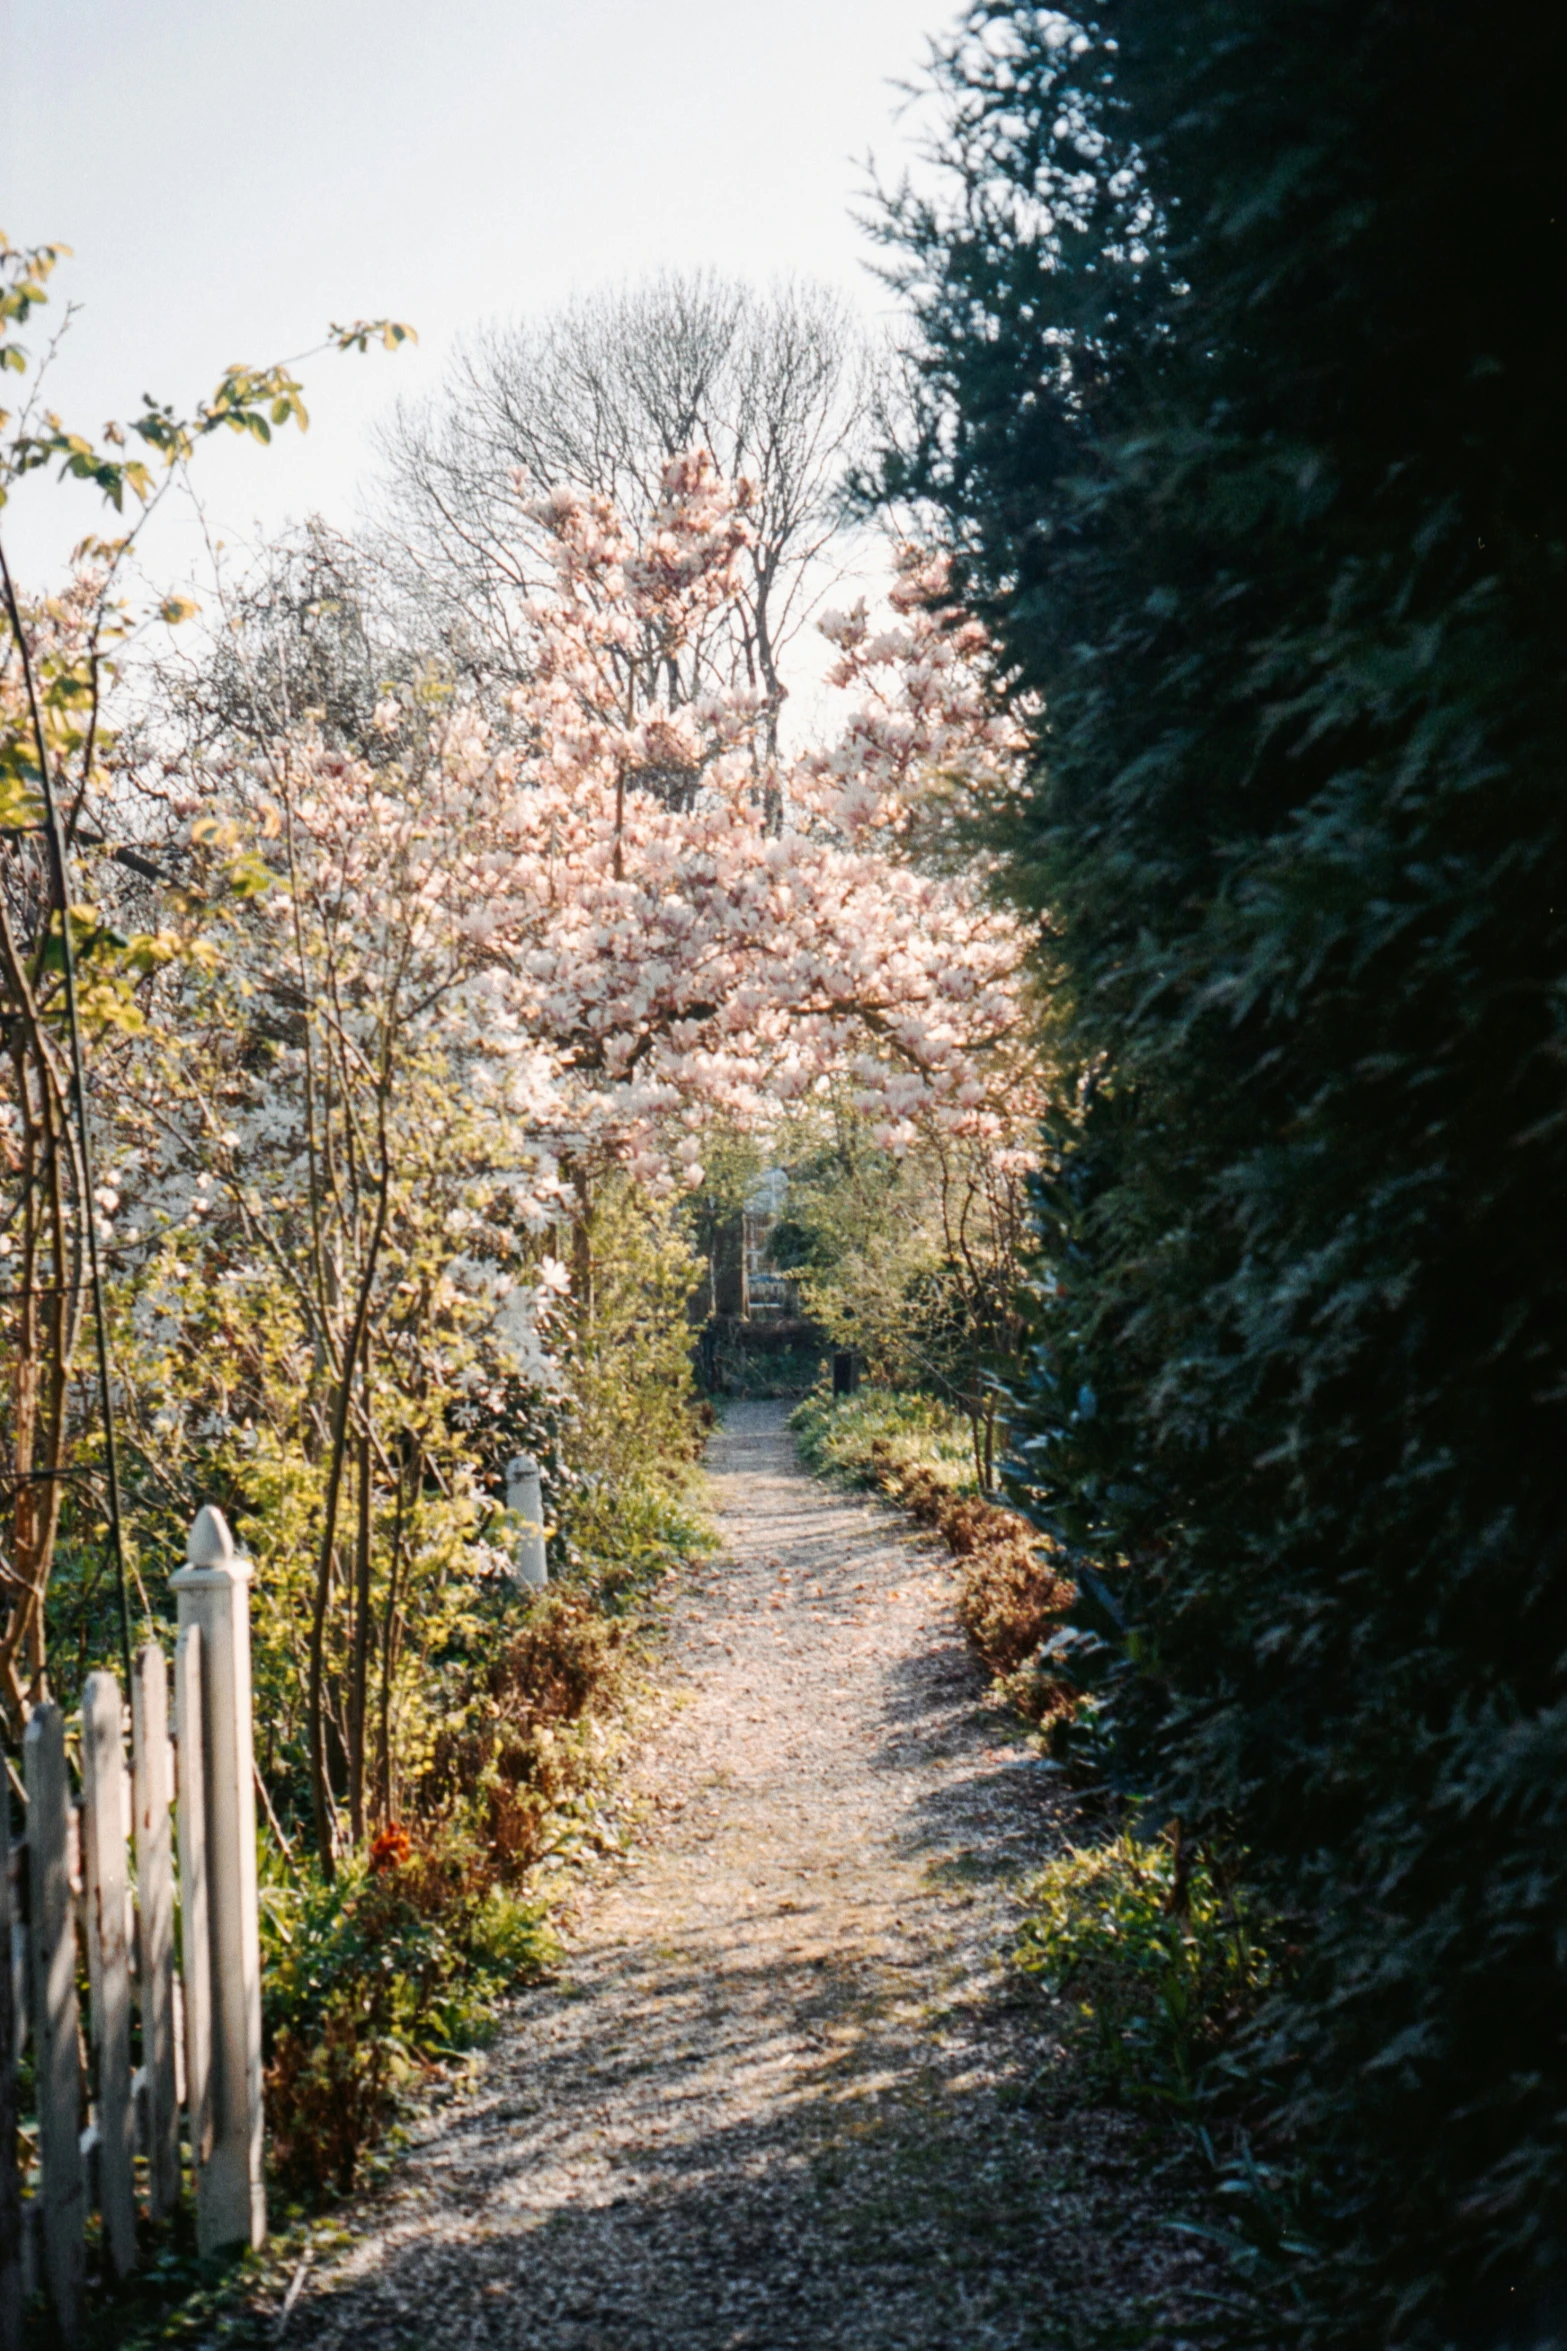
[{"x1": 368, "y1": 1823, "x2": 412, "y2": 1874}]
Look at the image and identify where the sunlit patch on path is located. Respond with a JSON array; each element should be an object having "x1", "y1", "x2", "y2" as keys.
[{"x1": 281, "y1": 1402, "x2": 1210, "y2": 2349}]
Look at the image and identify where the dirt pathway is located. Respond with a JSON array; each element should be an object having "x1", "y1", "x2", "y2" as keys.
[{"x1": 283, "y1": 1403, "x2": 1207, "y2": 2350}]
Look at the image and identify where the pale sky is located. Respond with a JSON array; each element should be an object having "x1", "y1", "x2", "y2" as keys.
[{"x1": 0, "y1": 0, "x2": 947, "y2": 596}]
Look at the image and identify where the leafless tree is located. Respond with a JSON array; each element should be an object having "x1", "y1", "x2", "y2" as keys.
[
  {"x1": 130, "y1": 519, "x2": 441, "y2": 802},
  {"x1": 370, "y1": 272, "x2": 880, "y2": 752}
]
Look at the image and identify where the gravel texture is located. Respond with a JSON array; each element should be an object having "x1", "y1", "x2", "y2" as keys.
[{"x1": 279, "y1": 1402, "x2": 1216, "y2": 2350}]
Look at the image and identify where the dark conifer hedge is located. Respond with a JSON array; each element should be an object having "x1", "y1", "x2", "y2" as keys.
[{"x1": 873, "y1": 5, "x2": 1567, "y2": 2339}]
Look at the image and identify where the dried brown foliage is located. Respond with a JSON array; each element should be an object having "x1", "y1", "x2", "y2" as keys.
[
  {"x1": 866, "y1": 1439, "x2": 1077, "y2": 1723},
  {"x1": 427, "y1": 1590, "x2": 630, "y2": 1874}
]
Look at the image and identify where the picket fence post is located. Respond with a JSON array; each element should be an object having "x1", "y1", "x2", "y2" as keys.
[
  {"x1": 132, "y1": 1642, "x2": 181, "y2": 2220},
  {"x1": 170, "y1": 1507, "x2": 266, "y2": 2254},
  {"x1": 0, "y1": 1779, "x2": 21, "y2": 2351},
  {"x1": 23, "y1": 1703, "x2": 83, "y2": 2344},
  {"x1": 173, "y1": 1622, "x2": 214, "y2": 2187},
  {"x1": 81, "y1": 1674, "x2": 137, "y2": 2281},
  {"x1": 506, "y1": 1454, "x2": 549, "y2": 1588}
]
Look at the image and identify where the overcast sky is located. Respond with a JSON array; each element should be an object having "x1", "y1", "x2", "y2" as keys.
[{"x1": 0, "y1": 0, "x2": 947, "y2": 595}]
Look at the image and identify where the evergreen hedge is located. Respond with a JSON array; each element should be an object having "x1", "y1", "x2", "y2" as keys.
[{"x1": 873, "y1": 5, "x2": 1567, "y2": 2340}]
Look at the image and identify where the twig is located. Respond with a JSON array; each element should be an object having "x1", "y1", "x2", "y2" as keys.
[
  {"x1": 275, "y1": 2249, "x2": 312, "y2": 2338},
  {"x1": 0, "y1": 536, "x2": 135, "y2": 1689},
  {"x1": 255, "y1": 1759, "x2": 295, "y2": 1863}
]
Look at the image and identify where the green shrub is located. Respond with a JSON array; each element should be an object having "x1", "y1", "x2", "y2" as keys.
[
  {"x1": 562, "y1": 1474, "x2": 715, "y2": 1606},
  {"x1": 1017, "y1": 1832, "x2": 1275, "y2": 2113},
  {"x1": 789, "y1": 1385, "x2": 974, "y2": 1491},
  {"x1": 566, "y1": 1174, "x2": 708, "y2": 1492},
  {"x1": 421, "y1": 1588, "x2": 631, "y2": 1877}
]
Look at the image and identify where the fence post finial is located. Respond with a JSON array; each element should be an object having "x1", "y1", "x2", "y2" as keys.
[{"x1": 186, "y1": 1505, "x2": 236, "y2": 1569}]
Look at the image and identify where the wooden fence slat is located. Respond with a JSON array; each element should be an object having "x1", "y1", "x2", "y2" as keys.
[
  {"x1": 82, "y1": 1674, "x2": 137, "y2": 2280},
  {"x1": 10, "y1": 1821, "x2": 33, "y2": 2314},
  {"x1": 6, "y1": 1833, "x2": 22, "y2": 2068},
  {"x1": 24, "y1": 1704, "x2": 83, "y2": 2346},
  {"x1": 132, "y1": 1644, "x2": 180, "y2": 2220},
  {"x1": 173, "y1": 1625, "x2": 213, "y2": 2175},
  {"x1": 0, "y1": 1777, "x2": 22, "y2": 2351}
]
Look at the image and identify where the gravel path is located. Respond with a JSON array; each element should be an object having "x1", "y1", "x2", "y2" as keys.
[{"x1": 283, "y1": 1402, "x2": 1210, "y2": 2350}]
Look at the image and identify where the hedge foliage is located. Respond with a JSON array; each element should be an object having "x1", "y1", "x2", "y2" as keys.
[{"x1": 873, "y1": 5, "x2": 1567, "y2": 2341}]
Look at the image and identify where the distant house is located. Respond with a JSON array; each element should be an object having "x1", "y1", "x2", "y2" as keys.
[
  {"x1": 742, "y1": 1168, "x2": 799, "y2": 1323},
  {"x1": 708, "y1": 1167, "x2": 798, "y2": 1322},
  {"x1": 698, "y1": 1166, "x2": 819, "y2": 1393}
]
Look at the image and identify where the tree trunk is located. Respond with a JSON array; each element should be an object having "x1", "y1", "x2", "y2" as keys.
[
  {"x1": 376, "y1": 1437, "x2": 412, "y2": 1827},
  {"x1": 347, "y1": 1426, "x2": 372, "y2": 1845}
]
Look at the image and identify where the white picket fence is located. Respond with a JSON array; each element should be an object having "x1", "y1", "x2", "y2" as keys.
[{"x1": 0, "y1": 1505, "x2": 265, "y2": 2347}]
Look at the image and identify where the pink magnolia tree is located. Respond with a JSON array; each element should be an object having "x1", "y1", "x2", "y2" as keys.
[
  {"x1": 350, "y1": 449, "x2": 1047, "y2": 1178},
  {"x1": 226, "y1": 449, "x2": 1040, "y2": 1185}
]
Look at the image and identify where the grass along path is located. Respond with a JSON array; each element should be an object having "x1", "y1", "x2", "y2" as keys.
[{"x1": 270, "y1": 1401, "x2": 1212, "y2": 2350}]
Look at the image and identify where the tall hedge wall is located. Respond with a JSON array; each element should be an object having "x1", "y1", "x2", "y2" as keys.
[{"x1": 874, "y1": 5, "x2": 1567, "y2": 2340}]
